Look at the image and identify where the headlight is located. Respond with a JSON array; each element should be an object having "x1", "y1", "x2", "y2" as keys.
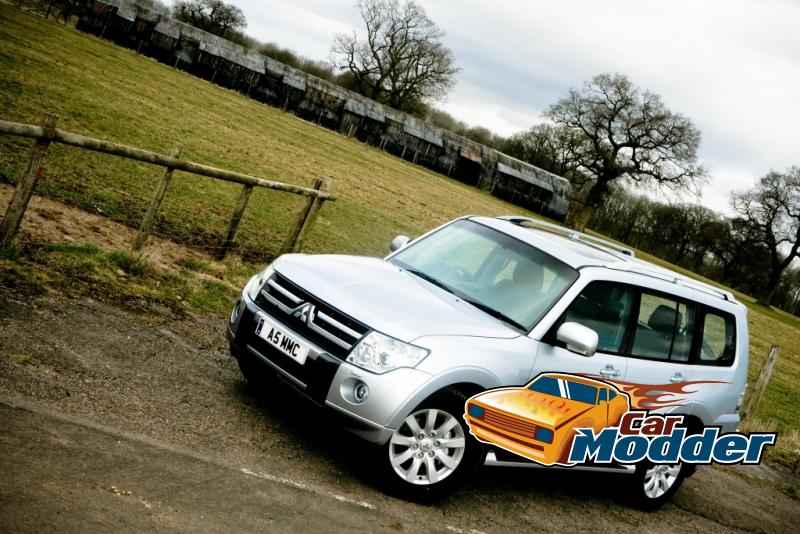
[
  {"x1": 468, "y1": 404, "x2": 484, "y2": 418},
  {"x1": 347, "y1": 331, "x2": 429, "y2": 374},
  {"x1": 244, "y1": 265, "x2": 274, "y2": 301}
]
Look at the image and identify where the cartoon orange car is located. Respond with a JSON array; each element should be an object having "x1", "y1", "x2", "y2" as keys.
[{"x1": 464, "y1": 373, "x2": 630, "y2": 465}]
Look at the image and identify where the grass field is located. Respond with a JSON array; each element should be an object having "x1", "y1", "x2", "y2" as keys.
[
  {"x1": 0, "y1": 5, "x2": 541, "y2": 260},
  {"x1": 0, "y1": 6, "x2": 798, "y2": 460}
]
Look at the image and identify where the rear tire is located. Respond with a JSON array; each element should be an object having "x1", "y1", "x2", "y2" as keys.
[
  {"x1": 377, "y1": 388, "x2": 484, "y2": 502},
  {"x1": 625, "y1": 460, "x2": 687, "y2": 510}
]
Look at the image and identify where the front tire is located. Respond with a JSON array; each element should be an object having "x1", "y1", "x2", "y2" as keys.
[{"x1": 378, "y1": 389, "x2": 484, "y2": 502}]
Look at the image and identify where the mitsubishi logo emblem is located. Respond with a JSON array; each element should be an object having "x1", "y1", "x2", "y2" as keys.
[{"x1": 291, "y1": 302, "x2": 315, "y2": 324}]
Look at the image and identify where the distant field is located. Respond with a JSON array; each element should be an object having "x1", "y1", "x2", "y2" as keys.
[
  {"x1": 0, "y1": 7, "x2": 797, "y2": 451},
  {"x1": 0, "y1": 6, "x2": 543, "y2": 260}
]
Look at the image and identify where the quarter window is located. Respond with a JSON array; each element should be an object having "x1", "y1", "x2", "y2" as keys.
[{"x1": 699, "y1": 312, "x2": 735, "y2": 365}]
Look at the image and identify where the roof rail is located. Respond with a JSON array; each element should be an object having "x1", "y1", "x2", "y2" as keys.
[
  {"x1": 609, "y1": 263, "x2": 734, "y2": 301},
  {"x1": 498, "y1": 216, "x2": 636, "y2": 258}
]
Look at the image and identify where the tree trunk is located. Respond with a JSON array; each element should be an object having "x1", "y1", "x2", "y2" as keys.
[
  {"x1": 757, "y1": 268, "x2": 783, "y2": 307},
  {"x1": 568, "y1": 179, "x2": 609, "y2": 231}
]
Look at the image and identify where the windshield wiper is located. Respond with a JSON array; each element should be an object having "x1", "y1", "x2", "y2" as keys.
[
  {"x1": 459, "y1": 297, "x2": 527, "y2": 331},
  {"x1": 402, "y1": 268, "x2": 456, "y2": 295}
]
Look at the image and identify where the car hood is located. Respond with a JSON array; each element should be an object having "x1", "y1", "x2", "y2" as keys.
[
  {"x1": 273, "y1": 254, "x2": 520, "y2": 343},
  {"x1": 474, "y1": 388, "x2": 594, "y2": 429}
]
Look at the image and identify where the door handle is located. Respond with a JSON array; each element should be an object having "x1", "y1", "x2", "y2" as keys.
[
  {"x1": 670, "y1": 372, "x2": 685, "y2": 383},
  {"x1": 599, "y1": 365, "x2": 620, "y2": 378}
]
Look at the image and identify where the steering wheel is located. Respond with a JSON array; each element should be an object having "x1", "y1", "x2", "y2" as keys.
[{"x1": 452, "y1": 266, "x2": 471, "y2": 282}]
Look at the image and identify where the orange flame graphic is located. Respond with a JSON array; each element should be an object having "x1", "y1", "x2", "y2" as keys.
[{"x1": 592, "y1": 378, "x2": 729, "y2": 410}]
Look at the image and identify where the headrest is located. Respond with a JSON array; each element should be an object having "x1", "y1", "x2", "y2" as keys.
[{"x1": 647, "y1": 304, "x2": 680, "y2": 333}]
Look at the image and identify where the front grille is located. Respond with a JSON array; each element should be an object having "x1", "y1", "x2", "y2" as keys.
[
  {"x1": 483, "y1": 408, "x2": 538, "y2": 438},
  {"x1": 253, "y1": 273, "x2": 370, "y2": 359}
]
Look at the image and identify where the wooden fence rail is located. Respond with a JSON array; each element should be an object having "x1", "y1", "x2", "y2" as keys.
[{"x1": 0, "y1": 114, "x2": 335, "y2": 257}]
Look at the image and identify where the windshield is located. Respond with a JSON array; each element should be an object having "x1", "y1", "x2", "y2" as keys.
[
  {"x1": 528, "y1": 376, "x2": 598, "y2": 405},
  {"x1": 389, "y1": 219, "x2": 579, "y2": 330}
]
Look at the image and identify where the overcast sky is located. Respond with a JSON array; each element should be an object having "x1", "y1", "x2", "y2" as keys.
[{"x1": 223, "y1": 0, "x2": 800, "y2": 214}]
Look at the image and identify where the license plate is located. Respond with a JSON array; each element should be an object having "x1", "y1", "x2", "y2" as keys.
[{"x1": 255, "y1": 317, "x2": 309, "y2": 365}]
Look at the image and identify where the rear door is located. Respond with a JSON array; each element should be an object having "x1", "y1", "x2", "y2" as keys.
[
  {"x1": 682, "y1": 306, "x2": 741, "y2": 426},
  {"x1": 620, "y1": 290, "x2": 698, "y2": 414}
]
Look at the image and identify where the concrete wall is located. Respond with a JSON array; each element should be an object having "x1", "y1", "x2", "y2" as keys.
[{"x1": 76, "y1": 0, "x2": 571, "y2": 221}]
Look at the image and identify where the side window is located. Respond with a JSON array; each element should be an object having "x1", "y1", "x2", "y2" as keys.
[
  {"x1": 561, "y1": 282, "x2": 634, "y2": 353},
  {"x1": 608, "y1": 390, "x2": 617, "y2": 401},
  {"x1": 631, "y1": 293, "x2": 695, "y2": 361},
  {"x1": 699, "y1": 311, "x2": 736, "y2": 366},
  {"x1": 598, "y1": 389, "x2": 607, "y2": 403}
]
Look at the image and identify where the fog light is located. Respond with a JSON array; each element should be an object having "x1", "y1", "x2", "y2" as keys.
[{"x1": 354, "y1": 381, "x2": 370, "y2": 402}]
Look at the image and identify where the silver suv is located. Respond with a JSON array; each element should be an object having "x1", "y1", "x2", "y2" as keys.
[{"x1": 227, "y1": 216, "x2": 748, "y2": 507}]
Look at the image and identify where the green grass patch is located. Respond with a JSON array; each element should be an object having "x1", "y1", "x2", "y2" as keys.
[
  {"x1": 0, "y1": 241, "x2": 246, "y2": 317},
  {"x1": 12, "y1": 353, "x2": 39, "y2": 366},
  {"x1": 186, "y1": 279, "x2": 234, "y2": 315}
]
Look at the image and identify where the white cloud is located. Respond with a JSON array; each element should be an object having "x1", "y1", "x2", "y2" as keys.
[{"x1": 226, "y1": 0, "x2": 800, "y2": 213}]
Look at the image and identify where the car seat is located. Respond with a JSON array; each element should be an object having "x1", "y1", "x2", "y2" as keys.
[{"x1": 632, "y1": 305, "x2": 679, "y2": 359}]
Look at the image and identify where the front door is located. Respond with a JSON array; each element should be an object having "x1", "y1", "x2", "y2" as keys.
[{"x1": 534, "y1": 281, "x2": 634, "y2": 383}]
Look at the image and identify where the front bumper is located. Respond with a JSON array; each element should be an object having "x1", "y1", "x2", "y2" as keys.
[{"x1": 227, "y1": 296, "x2": 432, "y2": 445}]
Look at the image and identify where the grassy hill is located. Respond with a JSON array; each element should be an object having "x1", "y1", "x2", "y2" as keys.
[{"x1": 0, "y1": 6, "x2": 797, "y2": 459}]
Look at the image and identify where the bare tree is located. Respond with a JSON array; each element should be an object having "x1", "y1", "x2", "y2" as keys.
[
  {"x1": 732, "y1": 167, "x2": 800, "y2": 306},
  {"x1": 332, "y1": 0, "x2": 458, "y2": 112},
  {"x1": 545, "y1": 73, "x2": 705, "y2": 230},
  {"x1": 173, "y1": 0, "x2": 246, "y2": 37},
  {"x1": 502, "y1": 124, "x2": 584, "y2": 184}
]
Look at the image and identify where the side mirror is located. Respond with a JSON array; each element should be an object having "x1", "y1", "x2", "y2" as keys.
[
  {"x1": 389, "y1": 235, "x2": 410, "y2": 252},
  {"x1": 556, "y1": 322, "x2": 598, "y2": 357}
]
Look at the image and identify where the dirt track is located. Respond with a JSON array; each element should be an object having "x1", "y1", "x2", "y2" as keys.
[{"x1": 1, "y1": 293, "x2": 798, "y2": 532}]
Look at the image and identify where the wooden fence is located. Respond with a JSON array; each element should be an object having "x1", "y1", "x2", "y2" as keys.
[{"x1": 0, "y1": 114, "x2": 335, "y2": 258}]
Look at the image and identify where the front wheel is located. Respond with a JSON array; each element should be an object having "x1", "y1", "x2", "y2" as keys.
[
  {"x1": 378, "y1": 389, "x2": 484, "y2": 502},
  {"x1": 626, "y1": 461, "x2": 687, "y2": 510}
]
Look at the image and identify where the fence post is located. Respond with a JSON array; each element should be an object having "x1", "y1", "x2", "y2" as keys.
[
  {"x1": 217, "y1": 184, "x2": 254, "y2": 259},
  {"x1": 133, "y1": 143, "x2": 182, "y2": 252},
  {"x1": 742, "y1": 346, "x2": 780, "y2": 421},
  {"x1": 0, "y1": 113, "x2": 58, "y2": 249},
  {"x1": 279, "y1": 179, "x2": 326, "y2": 255}
]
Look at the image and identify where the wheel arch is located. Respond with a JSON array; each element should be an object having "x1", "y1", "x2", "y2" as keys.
[{"x1": 382, "y1": 368, "x2": 501, "y2": 440}]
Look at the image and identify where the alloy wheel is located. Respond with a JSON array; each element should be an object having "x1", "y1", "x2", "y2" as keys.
[
  {"x1": 643, "y1": 463, "x2": 682, "y2": 498},
  {"x1": 388, "y1": 408, "x2": 466, "y2": 485}
]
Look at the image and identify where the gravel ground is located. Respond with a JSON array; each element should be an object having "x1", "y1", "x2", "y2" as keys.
[{"x1": 1, "y1": 293, "x2": 798, "y2": 532}]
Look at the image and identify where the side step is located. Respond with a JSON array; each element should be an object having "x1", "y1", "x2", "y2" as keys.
[{"x1": 483, "y1": 450, "x2": 636, "y2": 474}]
